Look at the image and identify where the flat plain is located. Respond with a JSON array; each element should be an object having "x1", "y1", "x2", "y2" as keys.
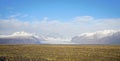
[{"x1": 0, "y1": 45, "x2": 120, "y2": 61}]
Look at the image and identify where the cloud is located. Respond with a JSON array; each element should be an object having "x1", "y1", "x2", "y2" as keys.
[
  {"x1": 71, "y1": 29, "x2": 120, "y2": 44},
  {"x1": 73, "y1": 16, "x2": 94, "y2": 23},
  {"x1": 8, "y1": 13, "x2": 21, "y2": 19},
  {"x1": 93, "y1": 18, "x2": 120, "y2": 27},
  {"x1": 0, "y1": 16, "x2": 120, "y2": 39},
  {"x1": 7, "y1": 13, "x2": 30, "y2": 19}
]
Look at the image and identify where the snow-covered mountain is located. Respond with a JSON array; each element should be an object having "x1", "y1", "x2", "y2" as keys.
[
  {"x1": 71, "y1": 30, "x2": 120, "y2": 44},
  {"x1": 0, "y1": 31, "x2": 72, "y2": 44},
  {"x1": 1, "y1": 30, "x2": 120, "y2": 44},
  {"x1": 0, "y1": 31, "x2": 45, "y2": 44}
]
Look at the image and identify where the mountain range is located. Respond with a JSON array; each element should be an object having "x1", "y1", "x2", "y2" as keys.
[
  {"x1": 0, "y1": 30, "x2": 120, "y2": 44},
  {"x1": 71, "y1": 30, "x2": 120, "y2": 44},
  {"x1": 0, "y1": 31, "x2": 45, "y2": 44}
]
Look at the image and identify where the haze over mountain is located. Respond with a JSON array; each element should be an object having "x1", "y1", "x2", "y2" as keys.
[{"x1": 71, "y1": 30, "x2": 120, "y2": 44}]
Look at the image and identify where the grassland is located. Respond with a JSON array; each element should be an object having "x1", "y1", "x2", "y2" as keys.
[{"x1": 0, "y1": 44, "x2": 120, "y2": 61}]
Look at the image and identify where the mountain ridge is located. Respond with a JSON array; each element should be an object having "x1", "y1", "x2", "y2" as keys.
[{"x1": 71, "y1": 30, "x2": 120, "y2": 44}]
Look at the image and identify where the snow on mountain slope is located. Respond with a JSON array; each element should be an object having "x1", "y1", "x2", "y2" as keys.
[
  {"x1": 0, "y1": 31, "x2": 73, "y2": 44},
  {"x1": 71, "y1": 30, "x2": 120, "y2": 44},
  {"x1": 0, "y1": 31, "x2": 45, "y2": 44},
  {"x1": 1, "y1": 30, "x2": 120, "y2": 44}
]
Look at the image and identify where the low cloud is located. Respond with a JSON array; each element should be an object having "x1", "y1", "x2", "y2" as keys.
[
  {"x1": 0, "y1": 16, "x2": 120, "y2": 39},
  {"x1": 73, "y1": 16, "x2": 94, "y2": 23}
]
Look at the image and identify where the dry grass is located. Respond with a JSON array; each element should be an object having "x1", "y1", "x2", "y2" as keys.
[{"x1": 0, "y1": 44, "x2": 120, "y2": 61}]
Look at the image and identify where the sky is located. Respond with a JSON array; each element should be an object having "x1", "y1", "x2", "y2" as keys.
[{"x1": 0, "y1": 0, "x2": 120, "y2": 39}]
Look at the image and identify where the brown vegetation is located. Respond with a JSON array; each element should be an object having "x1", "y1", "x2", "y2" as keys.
[{"x1": 0, "y1": 45, "x2": 120, "y2": 61}]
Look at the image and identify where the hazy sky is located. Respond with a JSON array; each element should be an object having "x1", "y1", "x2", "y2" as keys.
[{"x1": 0, "y1": 0, "x2": 120, "y2": 38}]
